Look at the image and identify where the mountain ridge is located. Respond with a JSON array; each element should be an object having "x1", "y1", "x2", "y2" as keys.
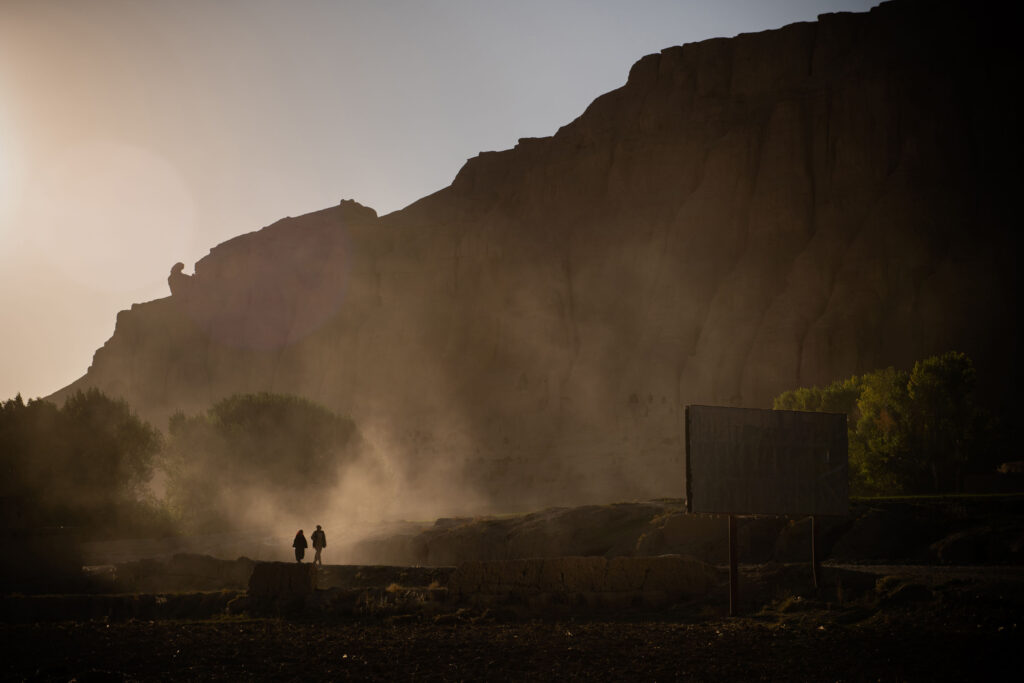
[{"x1": 53, "y1": 0, "x2": 1019, "y2": 512}]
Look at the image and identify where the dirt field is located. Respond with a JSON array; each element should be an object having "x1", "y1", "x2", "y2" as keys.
[
  {"x1": 5, "y1": 573, "x2": 1022, "y2": 682},
  {"x1": 3, "y1": 612, "x2": 1019, "y2": 681}
]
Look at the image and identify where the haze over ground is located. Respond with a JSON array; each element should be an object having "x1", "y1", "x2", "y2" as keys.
[{"x1": 0, "y1": 0, "x2": 874, "y2": 402}]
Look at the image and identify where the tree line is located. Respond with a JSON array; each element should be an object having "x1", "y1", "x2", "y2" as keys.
[
  {"x1": 773, "y1": 351, "x2": 999, "y2": 496},
  {"x1": 0, "y1": 390, "x2": 359, "y2": 538},
  {"x1": 0, "y1": 351, "x2": 1004, "y2": 537},
  {"x1": 0, "y1": 390, "x2": 167, "y2": 536}
]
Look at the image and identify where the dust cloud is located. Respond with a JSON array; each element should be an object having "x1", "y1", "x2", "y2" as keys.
[{"x1": 146, "y1": 407, "x2": 496, "y2": 564}]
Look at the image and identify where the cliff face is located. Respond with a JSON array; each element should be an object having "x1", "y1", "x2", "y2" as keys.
[{"x1": 56, "y1": 0, "x2": 1019, "y2": 511}]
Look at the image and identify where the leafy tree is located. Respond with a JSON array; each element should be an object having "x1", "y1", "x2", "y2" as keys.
[
  {"x1": 905, "y1": 351, "x2": 989, "y2": 493},
  {"x1": 1, "y1": 395, "x2": 56, "y2": 526},
  {"x1": 163, "y1": 393, "x2": 359, "y2": 533},
  {"x1": 851, "y1": 366, "x2": 913, "y2": 495},
  {"x1": 773, "y1": 385, "x2": 822, "y2": 412},
  {"x1": 773, "y1": 352, "x2": 993, "y2": 496},
  {"x1": 773, "y1": 375, "x2": 862, "y2": 415},
  {"x1": 57, "y1": 389, "x2": 161, "y2": 507},
  {"x1": 0, "y1": 389, "x2": 164, "y2": 534}
]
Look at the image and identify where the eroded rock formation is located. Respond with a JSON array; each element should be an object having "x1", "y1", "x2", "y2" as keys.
[{"x1": 53, "y1": 0, "x2": 1019, "y2": 510}]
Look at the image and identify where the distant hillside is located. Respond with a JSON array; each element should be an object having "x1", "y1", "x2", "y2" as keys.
[{"x1": 54, "y1": 0, "x2": 1019, "y2": 513}]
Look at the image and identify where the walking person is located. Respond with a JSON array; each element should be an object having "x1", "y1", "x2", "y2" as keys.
[
  {"x1": 293, "y1": 529, "x2": 308, "y2": 563},
  {"x1": 311, "y1": 524, "x2": 327, "y2": 565}
]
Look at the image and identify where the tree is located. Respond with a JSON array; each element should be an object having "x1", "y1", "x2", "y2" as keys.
[
  {"x1": 851, "y1": 366, "x2": 913, "y2": 495},
  {"x1": 774, "y1": 375, "x2": 862, "y2": 415},
  {"x1": 773, "y1": 352, "x2": 993, "y2": 496},
  {"x1": 163, "y1": 393, "x2": 360, "y2": 533},
  {"x1": 905, "y1": 351, "x2": 988, "y2": 493},
  {"x1": 58, "y1": 389, "x2": 161, "y2": 507},
  {"x1": 0, "y1": 389, "x2": 163, "y2": 533}
]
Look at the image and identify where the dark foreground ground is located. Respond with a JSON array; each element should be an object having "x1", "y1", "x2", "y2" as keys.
[{"x1": 4, "y1": 593, "x2": 1021, "y2": 682}]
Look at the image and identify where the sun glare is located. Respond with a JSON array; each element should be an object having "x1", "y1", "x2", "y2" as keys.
[
  {"x1": 0, "y1": 139, "x2": 10, "y2": 220},
  {"x1": 0, "y1": 107, "x2": 18, "y2": 241},
  {"x1": 23, "y1": 140, "x2": 197, "y2": 293}
]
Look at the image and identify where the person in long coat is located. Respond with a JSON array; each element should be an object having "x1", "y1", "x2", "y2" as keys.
[
  {"x1": 292, "y1": 529, "x2": 308, "y2": 563},
  {"x1": 311, "y1": 525, "x2": 327, "y2": 565}
]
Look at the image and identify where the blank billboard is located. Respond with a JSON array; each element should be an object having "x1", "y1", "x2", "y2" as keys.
[{"x1": 685, "y1": 405, "x2": 848, "y2": 516}]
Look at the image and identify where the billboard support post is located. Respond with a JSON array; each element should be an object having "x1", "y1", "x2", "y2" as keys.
[
  {"x1": 811, "y1": 515, "x2": 820, "y2": 589},
  {"x1": 728, "y1": 514, "x2": 738, "y2": 617}
]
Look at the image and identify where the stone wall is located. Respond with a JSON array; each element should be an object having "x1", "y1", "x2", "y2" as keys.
[
  {"x1": 449, "y1": 556, "x2": 720, "y2": 610},
  {"x1": 108, "y1": 554, "x2": 256, "y2": 593},
  {"x1": 248, "y1": 562, "x2": 317, "y2": 598}
]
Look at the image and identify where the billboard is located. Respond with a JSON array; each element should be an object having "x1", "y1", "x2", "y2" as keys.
[{"x1": 685, "y1": 405, "x2": 848, "y2": 516}]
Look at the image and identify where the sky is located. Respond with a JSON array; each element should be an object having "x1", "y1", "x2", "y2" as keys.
[{"x1": 0, "y1": 0, "x2": 876, "y2": 402}]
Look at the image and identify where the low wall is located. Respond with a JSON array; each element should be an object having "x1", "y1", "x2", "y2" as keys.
[
  {"x1": 449, "y1": 555, "x2": 721, "y2": 609},
  {"x1": 248, "y1": 562, "x2": 317, "y2": 598},
  {"x1": 109, "y1": 554, "x2": 256, "y2": 593},
  {"x1": 238, "y1": 556, "x2": 719, "y2": 614},
  {"x1": 316, "y1": 564, "x2": 454, "y2": 590}
]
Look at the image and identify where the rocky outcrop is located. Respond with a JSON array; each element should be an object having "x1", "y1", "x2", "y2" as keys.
[
  {"x1": 348, "y1": 503, "x2": 675, "y2": 566},
  {"x1": 347, "y1": 497, "x2": 1024, "y2": 567},
  {"x1": 54, "y1": 0, "x2": 1020, "y2": 510}
]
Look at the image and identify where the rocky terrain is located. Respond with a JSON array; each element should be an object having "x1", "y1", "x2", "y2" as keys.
[
  {"x1": 5, "y1": 606, "x2": 1018, "y2": 682},
  {"x1": 5, "y1": 495, "x2": 1020, "y2": 601},
  {"x1": 347, "y1": 495, "x2": 1024, "y2": 569},
  {"x1": 4, "y1": 495, "x2": 1023, "y2": 679},
  {"x1": 4, "y1": 562, "x2": 1022, "y2": 681},
  {"x1": 53, "y1": 0, "x2": 1020, "y2": 509}
]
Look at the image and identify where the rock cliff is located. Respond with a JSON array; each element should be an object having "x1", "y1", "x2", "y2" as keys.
[{"x1": 54, "y1": 0, "x2": 1019, "y2": 512}]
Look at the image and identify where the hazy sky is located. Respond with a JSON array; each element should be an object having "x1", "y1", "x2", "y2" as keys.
[{"x1": 0, "y1": 0, "x2": 876, "y2": 402}]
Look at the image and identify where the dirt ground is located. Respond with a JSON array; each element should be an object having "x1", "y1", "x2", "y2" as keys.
[{"x1": 4, "y1": 585, "x2": 1021, "y2": 682}]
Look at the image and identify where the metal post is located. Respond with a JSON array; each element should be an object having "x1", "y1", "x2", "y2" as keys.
[
  {"x1": 728, "y1": 514, "x2": 738, "y2": 616},
  {"x1": 811, "y1": 514, "x2": 820, "y2": 589}
]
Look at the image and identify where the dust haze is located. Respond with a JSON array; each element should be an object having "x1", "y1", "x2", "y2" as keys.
[{"x1": 21, "y1": 0, "x2": 1022, "y2": 567}]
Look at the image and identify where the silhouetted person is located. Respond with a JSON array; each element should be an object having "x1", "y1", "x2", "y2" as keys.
[
  {"x1": 293, "y1": 529, "x2": 308, "y2": 563},
  {"x1": 311, "y1": 524, "x2": 327, "y2": 565}
]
